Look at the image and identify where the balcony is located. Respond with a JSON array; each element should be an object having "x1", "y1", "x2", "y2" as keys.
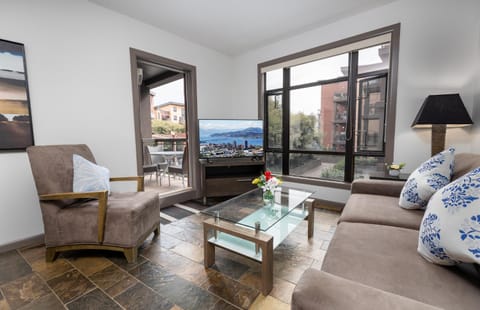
[{"x1": 142, "y1": 136, "x2": 188, "y2": 194}]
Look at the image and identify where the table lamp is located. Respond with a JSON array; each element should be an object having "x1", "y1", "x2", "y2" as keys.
[{"x1": 411, "y1": 94, "x2": 473, "y2": 156}]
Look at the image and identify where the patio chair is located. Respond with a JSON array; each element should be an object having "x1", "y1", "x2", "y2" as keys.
[
  {"x1": 27, "y1": 144, "x2": 160, "y2": 263},
  {"x1": 143, "y1": 145, "x2": 161, "y2": 184},
  {"x1": 168, "y1": 145, "x2": 188, "y2": 187},
  {"x1": 148, "y1": 146, "x2": 169, "y2": 185}
]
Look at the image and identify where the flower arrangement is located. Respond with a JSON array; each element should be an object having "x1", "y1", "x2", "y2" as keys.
[
  {"x1": 252, "y1": 170, "x2": 281, "y2": 192},
  {"x1": 252, "y1": 171, "x2": 281, "y2": 202}
]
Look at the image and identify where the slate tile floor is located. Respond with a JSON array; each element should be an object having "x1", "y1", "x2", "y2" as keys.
[{"x1": 0, "y1": 208, "x2": 339, "y2": 309}]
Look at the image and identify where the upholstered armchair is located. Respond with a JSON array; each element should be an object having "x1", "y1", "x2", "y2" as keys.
[{"x1": 27, "y1": 144, "x2": 160, "y2": 263}]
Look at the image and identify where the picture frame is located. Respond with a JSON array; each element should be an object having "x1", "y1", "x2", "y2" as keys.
[{"x1": 0, "y1": 38, "x2": 34, "y2": 151}]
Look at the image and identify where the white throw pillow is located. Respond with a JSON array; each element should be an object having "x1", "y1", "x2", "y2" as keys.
[
  {"x1": 399, "y1": 148, "x2": 455, "y2": 209},
  {"x1": 73, "y1": 154, "x2": 110, "y2": 193},
  {"x1": 417, "y1": 167, "x2": 480, "y2": 265}
]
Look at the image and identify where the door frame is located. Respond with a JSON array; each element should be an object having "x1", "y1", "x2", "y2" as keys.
[{"x1": 129, "y1": 48, "x2": 200, "y2": 204}]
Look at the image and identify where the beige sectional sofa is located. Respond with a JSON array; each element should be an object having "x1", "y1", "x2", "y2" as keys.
[{"x1": 292, "y1": 153, "x2": 480, "y2": 310}]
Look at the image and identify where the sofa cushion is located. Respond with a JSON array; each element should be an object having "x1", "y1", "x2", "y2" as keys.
[
  {"x1": 418, "y1": 167, "x2": 480, "y2": 265},
  {"x1": 351, "y1": 179, "x2": 405, "y2": 197},
  {"x1": 322, "y1": 222, "x2": 480, "y2": 309},
  {"x1": 292, "y1": 269, "x2": 441, "y2": 310},
  {"x1": 399, "y1": 147, "x2": 455, "y2": 209},
  {"x1": 340, "y1": 193, "x2": 423, "y2": 230},
  {"x1": 73, "y1": 154, "x2": 110, "y2": 193},
  {"x1": 452, "y1": 153, "x2": 480, "y2": 180}
]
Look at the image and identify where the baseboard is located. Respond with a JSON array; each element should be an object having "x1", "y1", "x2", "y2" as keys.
[
  {"x1": 0, "y1": 234, "x2": 45, "y2": 253},
  {"x1": 313, "y1": 199, "x2": 344, "y2": 212}
]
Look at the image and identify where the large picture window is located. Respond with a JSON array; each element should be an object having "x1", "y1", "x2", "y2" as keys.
[{"x1": 259, "y1": 24, "x2": 400, "y2": 185}]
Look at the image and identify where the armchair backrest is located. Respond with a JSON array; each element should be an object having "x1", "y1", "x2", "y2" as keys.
[{"x1": 27, "y1": 144, "x2": 96, "y2": 202}]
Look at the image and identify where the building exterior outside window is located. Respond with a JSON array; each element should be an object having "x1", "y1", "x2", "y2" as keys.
[
  {"x1": 152, "y1": 102, "x2": 185, "y2": 124},
  {"x1": 259, "y1": 24, "x2": 400, "y2": 185}
]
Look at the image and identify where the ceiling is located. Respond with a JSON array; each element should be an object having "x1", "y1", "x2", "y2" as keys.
[{"x1": 89, "y1": 0, "x2": 397, "y2": 56}]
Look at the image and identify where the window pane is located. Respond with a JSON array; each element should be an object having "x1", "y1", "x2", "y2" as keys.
[
  {"x1": 354, "y1": 156, "x2": 385, "y2": 179},
  {"x1": 289, "y1": 153, "x2": 344, "y2": 181},
  {"x1": 267, "y1": 94, "x2": 282, "y2": 148},
  {"x1": 325, "y1": 82, "x2": 348, "y2": 152},
  {"x1": 266, "y1": 152, "x2": 282, "y2": 175},
  {"x1": 290, "y1": 81, "x2": 348, "y2": 151},
  {"x1": 290, "y1": 87, "x2": 321, "y2": 150},
  {"x1": 355, "y1": 76, "x2": 387, "y2": 152},
  {"x1": 266, "y1": 69, "x2": 283, "y2": 90},
  {"x1": 358, "y1": 44, "x2": 390, "y2": 74},
  {"x1": 290, "y1": 53, "x2": 348, "y2": 86}
]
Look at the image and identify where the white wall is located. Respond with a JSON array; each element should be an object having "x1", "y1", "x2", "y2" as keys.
[
  {"x1": 2, "y1": 0, "x2": 479, "y2": 246},
  {"x1": 0, "y1": 0, "x2": 232, "y2": 246},
  {"x1": 231, "y1": 0, "x2": 480, "y2": 200}
]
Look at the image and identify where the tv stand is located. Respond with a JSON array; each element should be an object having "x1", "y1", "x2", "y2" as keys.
[{"x1": 199, "y1": 158, "x2": 265, "y2": 205}]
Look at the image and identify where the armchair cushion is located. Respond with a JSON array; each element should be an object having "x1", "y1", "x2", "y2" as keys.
[
  {"x1": 47, "y1": 191, "x2": 159, "y2": 247},
  {"x1": 73, "y1": 154, "x2": 110, "y2": 193}
]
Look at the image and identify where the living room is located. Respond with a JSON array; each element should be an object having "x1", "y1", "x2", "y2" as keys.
[{"x1": 0, "y1": 0, "x2": 479, "y2": 309}]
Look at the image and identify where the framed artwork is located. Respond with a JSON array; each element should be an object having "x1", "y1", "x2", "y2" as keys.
[{"x1": 0, "y1": 38, "x2": 34, "y2": 150}]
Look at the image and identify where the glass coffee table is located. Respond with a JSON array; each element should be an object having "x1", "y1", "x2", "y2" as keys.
[{"x1": 202, "y1": 187, "x2": 314, "y2": 295}]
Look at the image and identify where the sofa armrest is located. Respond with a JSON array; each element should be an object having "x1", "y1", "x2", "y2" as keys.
[
  {"x1": 351, "y1": 179, "x2": 405, "y2": 197},
  {"x1": 292, "y1": 269, "x2": 441, "y2": 310}
]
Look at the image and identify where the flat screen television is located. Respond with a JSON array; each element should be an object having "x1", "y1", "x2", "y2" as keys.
[{"x1": 199, "y1": 119, "x2": 264, "y2": 159}]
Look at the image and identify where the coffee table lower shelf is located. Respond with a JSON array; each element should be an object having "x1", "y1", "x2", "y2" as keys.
[{"x1": 203, "y1": 199, "x2": 314, "y2": 295}]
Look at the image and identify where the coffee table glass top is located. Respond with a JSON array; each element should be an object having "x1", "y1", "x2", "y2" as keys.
[{"x1": 202, "y1": 187, "x2": 312, "y2": 231}]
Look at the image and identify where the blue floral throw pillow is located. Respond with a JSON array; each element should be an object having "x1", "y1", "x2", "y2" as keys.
[
  {"x1": 417, "y1": 167, "x2": 480, "y2": 265},
  {"x1": 73, "y1": 154, "x2": 110, "y2": 193},
  {"x1": 399, "y1": 148, "x2": 455, "y2": 209}
]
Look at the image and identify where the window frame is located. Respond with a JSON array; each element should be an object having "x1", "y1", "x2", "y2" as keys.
[{"x1": 258, "y1": 24, "x2": 400, "y2": 188}]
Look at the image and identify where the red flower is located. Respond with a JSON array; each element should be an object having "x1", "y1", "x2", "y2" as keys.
[{"x1": 264, "y1": 170, "x2": 272, "y2": 181}]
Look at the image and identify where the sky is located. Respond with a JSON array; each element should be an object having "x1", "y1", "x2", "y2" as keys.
[
  {"x1": 149, "y1": 45, "x2": 386, "y2": 111},
  {"x1": 151, "y1": 78, "x2": 184, "y2": 106},
  {"x1": 267, "y1": 44, "x2": 387, "y2": 115}
]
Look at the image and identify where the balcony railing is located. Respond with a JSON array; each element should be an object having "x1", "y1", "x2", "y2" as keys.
[{"x1": 142, "y1": 136, "x2": 187, "y2": 152}]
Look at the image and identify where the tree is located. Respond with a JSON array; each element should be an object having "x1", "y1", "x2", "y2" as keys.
[
  {"x1": 290, "y1": 112, "x2": 321, "y2": 150},
  {"x1": 151, "y1": 120, "x2": 185, "y2": 134},
  {"x1": 267, "y1": 96, "x2": 282, "y2": 148}
]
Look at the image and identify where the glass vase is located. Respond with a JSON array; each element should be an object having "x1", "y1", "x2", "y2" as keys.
[
  {"x1": 388, "y1": 169, "x2": 400, "y2": 177},
  {"x1": 263, "y1": 190, "x2": 274, "y2": 205}
]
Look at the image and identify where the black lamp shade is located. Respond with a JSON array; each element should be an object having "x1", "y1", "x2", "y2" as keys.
[{"x1": 411, "y1": 94, "x2": 473, "y2": 128}]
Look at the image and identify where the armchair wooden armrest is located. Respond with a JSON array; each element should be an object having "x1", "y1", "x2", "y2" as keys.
[
  {"x1": 110, "y1": 176, "x2": 145, "y2": 192},
  {"x1": 39, "y1": 191, "x2": 107, "y2": 201},
  {"x1": 39, "y1": 190, "x2": 109, "y2": 243}
]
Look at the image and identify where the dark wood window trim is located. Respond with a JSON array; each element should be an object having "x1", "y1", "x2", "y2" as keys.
[
  {"x1": 258, "y1": 24, "x2": 400, "y2": 187},
  {"x1": 130, "y1": 48, "x2": 200, "y2": 204}
]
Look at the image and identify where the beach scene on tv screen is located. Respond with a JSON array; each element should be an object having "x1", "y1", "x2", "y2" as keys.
[{"x1": 199, "y1": 119, "x2": 263, "y2": 158}]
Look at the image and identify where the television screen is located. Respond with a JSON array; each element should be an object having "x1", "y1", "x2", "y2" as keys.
[{"x1": 199, "y1": 119, "x2": 264, "y2": 159}]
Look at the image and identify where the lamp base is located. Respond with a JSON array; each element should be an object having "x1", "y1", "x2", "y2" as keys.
[{"x1": 431, "y1": 124, "x2": 446, "y2": 156}]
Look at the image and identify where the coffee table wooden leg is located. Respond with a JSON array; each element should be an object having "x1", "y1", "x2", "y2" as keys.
[
  {"x1": 306, "y1": 198, "x2": 314, "y2": 239},
  {"x1": 202, "y1": 218, "x2": 275, "y2": 295},
  {"x1": 203, "y1": 224, "x2": 215, "y2": 267},
  {"x1": 261, "y1": 238, "x2": 273, "y2": 295}
]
